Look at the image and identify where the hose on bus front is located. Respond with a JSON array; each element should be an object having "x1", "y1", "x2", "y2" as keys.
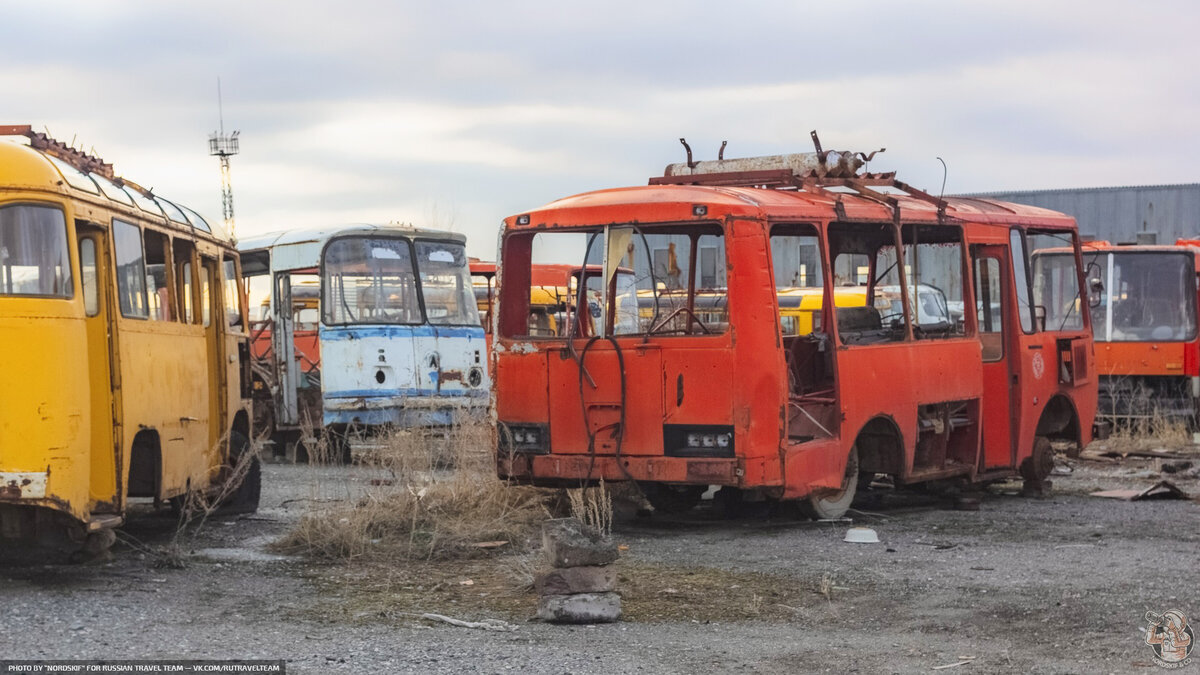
[{"x1": 577, "y1": 335, "x2": 637, "y2": 489}]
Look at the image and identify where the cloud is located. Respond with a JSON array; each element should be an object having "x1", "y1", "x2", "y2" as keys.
[{"x1": 2, "y1": 0, "x2": 1197, "y2": 260}]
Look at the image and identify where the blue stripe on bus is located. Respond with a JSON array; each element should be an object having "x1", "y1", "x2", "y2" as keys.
[
  {"x1": 325, "y1": 389, "x2": 487, "y2": 399},
  {"x1": 319, "y1": 325, "x2": 485, "y2": 341}
]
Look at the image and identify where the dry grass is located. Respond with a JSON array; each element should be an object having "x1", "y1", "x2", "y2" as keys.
[
  {"x1": 568, "y1": 479, "x2": 614, "y2": 537},
  {"x1": 1102, "y1": 381, "x2": 1195, "y2": 449},
  {"x1": 274, "y1": 423, "x2": 552, "y2": 561}
]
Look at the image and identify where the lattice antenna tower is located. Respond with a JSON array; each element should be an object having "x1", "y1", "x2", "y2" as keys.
[{"x1": 208, "y1": 78, "x2": 240, "y2": 239}]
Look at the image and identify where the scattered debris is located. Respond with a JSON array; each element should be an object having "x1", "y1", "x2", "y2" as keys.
[
  {"x1": 1091, "y1": 480, "x2": 1188, "y2": 501},
  {"x1": 843, "y1": 527, "x2": 880, "y2": 544},
  {"x1": 472, "y1": 540, "x2": 509, "y2": 549},
  {"x1": 932, "y1": 656, "x2": 977, "y2": 670},
  {"x1": 420, "y1": 613, "x2": 518, "y2": 632}
]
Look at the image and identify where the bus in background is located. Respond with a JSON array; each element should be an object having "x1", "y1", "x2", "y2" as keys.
[
  {"x1": 239, "y1": 225, "x2": 489, "y2": 461},
  {"x1": 494, "y1": 144, "x2": 1100, "y2": 517},
  {"x1": 1038, "y1": 239, "x2": 1200, "y2": 426},
  {"x1": 0, "y1": 125, "x2": 255, "y2": 557},
  {"x1": 472, "y1": 261, "x2": 635, "y2": 342}
]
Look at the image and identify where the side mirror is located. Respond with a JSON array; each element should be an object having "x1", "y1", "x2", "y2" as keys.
[{"x1": 1088, "y1": 277, "x2": 1104, "y2": 309}]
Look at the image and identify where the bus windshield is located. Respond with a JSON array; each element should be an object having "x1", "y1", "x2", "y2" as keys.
[
  {"x1": 502, "y1": 223, "x2": 728, "y2": 338},
  {"x1": 0, "y1": 204, "x2": 72, "y2": 297},
  {"x1": 415, "y1": 240, "x2": 479, "y2": 326},
  {"x1": 322, "y1": 236, "x2": 421, "y2": 325},
  {"x1": 1082, "y1": 250, "x2": 1196, "y2": 342}
]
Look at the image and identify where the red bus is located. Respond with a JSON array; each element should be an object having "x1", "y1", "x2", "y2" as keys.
[{"x1": 493, "y1": 148, "x2": 1102, "y2": 516}]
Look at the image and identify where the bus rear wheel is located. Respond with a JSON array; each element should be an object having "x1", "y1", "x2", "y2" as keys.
[
  {"x1": 221, "y1": 431, "x2": 262, "y2": 514},
  {"x1": 640, "y1": 483, "x2": 705, "y2": 514},
  {"x1": 800, "y1": 445, "x2": 860, "y2": 520}
]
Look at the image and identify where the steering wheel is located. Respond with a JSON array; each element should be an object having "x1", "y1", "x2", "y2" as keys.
[{"x1": 648, "y1": 305, "x2": 712, "y2": 335}]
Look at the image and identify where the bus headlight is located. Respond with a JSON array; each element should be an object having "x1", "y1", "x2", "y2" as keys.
[
  {"x1": 502, "y1": 423, "x2": 548, "y2": 454},
  {"x1": 666, "y1": 425, "x2": 735, "y2": 458}
]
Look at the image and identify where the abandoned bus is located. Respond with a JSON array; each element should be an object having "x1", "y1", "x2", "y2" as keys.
[
  {"x1": 0, "y1": 125, "x2": 255, "y2": 555},
  {"x1": 494, "y1": 148, "x2": 1100, "y2": 517},
  {"x1": 239, "y1": 224, "x2": 489, "y2": 459},
  {"x1": 1038, "y1": 239, "x2": 1200, "y2": 425}
]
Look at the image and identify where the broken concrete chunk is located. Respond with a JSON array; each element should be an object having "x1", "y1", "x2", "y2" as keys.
[
  {"x1": 537, "y1": 592, "x2": 622, "y2": 624},
  {"x1": 542, "y1": 518, "x2": 618, "y2": 568},
  {"x1": 535, "y1": 565, "x2": 617, "y2": 596}
]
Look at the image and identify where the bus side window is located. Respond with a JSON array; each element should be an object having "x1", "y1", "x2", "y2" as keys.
[
  {"x1": 223, "y1": 258, "x2": 244, "y2": 329},
  {"x1": 975, "y1": 256, "x2": 1004, "y2": 361},
  {"x1": 80, "y1": 238, "x2": 99, "y2": 317},
  {"x1": 201, "y1": 258, "x2": 214, "y2": 327},
  {"x1": 113, "y1": 219, "x2": 149, "y2": 318},
  {"x1": 1010, "y1": 229, "x2": 1035, "y2": 333},
  {"x1": 175, "y1": 238, "x2": 195, "y2": 324},
  {"x1": 143, "y1": 229, "x2": 173, "y2": 321}
]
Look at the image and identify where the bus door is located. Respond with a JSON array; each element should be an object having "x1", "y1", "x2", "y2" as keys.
[
  {"x1": 201, "y1": 256, "x2": 224, "y2": 473},
  {"x1": 272, "y1": 271, "x2": 300, "y2": 427},
  {"x1": 77, "y1": 225, "x2": 120, "y2": 513},
  {"x1": 972, "y1": 244, "x2": 1017, "y2": 470}
]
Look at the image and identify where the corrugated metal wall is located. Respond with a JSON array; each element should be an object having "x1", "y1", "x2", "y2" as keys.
[{"x1": 962, "y1": 184, "x2": 1200, "y2": 244}]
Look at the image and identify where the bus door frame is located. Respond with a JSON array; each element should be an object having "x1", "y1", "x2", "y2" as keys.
[{"x1": 77, "y1": 222, "x2": 122, "y2": 513}]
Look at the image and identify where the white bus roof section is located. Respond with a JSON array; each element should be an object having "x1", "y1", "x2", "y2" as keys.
[{"x1": 237, "y1": 223, "x2": 469, "y2": 274}]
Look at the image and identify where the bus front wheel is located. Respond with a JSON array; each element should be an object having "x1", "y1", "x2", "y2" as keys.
[{"x1": 800, "y1": 445, "x2": 860, "y2": 520}]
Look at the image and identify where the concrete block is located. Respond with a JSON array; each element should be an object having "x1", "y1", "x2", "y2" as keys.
[
  {"x1": 534, "y1": 565, "x2": 617, "y2": 596},
  {"x1": 542, "y1": 518, "x2": 618, "y2": 568},
  {"x1": 537, "y1": 592, "x2": 622, "y2": 624}
]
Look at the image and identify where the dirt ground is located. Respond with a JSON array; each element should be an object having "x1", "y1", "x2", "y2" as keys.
[{"x1": 1, "y1": 450, "x2": 1197, "y2": 674}]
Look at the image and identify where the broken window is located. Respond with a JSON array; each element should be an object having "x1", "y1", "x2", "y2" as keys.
[
  {"x1": 322, "y1": 236, "x2": 421, "y2": 325},
  {"x1": 1028, "y1": 230, "x2": 1084, "y2": 332},
  {"x1": 499, "y1": 224, "x2": 728, "y2": 339},
  {"x1": 1010, "y1": 229, "x2": 1035, "y2": 333},
  {"x1": 0, "y1": 204, "x2": 71, "y2": 298},
  {"x1": 974, "y1": 255, "x2": 1004, "y2": 362},
  {"x1": 903, "y1": 225, "x2": 966, "y2": 339},
  {"x1": 175, "y1": 239, "x2": 195, "y2": 324},
  {"x1": 828, "y1": 222, "x2": 908, "y2": 345},
  {"x1": 114, "y1": 219, "x2": 148, "y2": 318},
  {"x1": 223, "y1": 258, "x2": 244, "y2": 329},
  {"x1": 143, "y1": 229, "x2": 172, "y2": 321},
  {"x1": 415, "y1": 240, "x2": 479, "y2": 326},
  {"x1": 770, "y1": 224, "x2": 826, "y2": 337}
]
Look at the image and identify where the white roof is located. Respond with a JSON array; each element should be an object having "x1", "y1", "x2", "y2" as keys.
[{"x1": 237, "y1": 223, "x2": 467, "y2": 272}]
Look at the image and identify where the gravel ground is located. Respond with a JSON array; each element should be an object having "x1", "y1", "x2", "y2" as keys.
[{"x1": 0, "y1": 457, "x2": 1197, "y2": 674}]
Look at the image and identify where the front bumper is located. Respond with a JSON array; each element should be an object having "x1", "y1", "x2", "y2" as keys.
[{"x1": 323, "y1": 393, "x2": 488, "y2": 427}]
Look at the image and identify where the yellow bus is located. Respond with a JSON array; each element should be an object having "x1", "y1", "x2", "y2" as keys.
[{"x1": 0, "y1": 125, "x2": 256, "y2": 558}]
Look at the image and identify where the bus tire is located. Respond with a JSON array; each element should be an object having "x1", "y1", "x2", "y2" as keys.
[
  {"x1": 1020, "y1": 436, "x2": 1055, "y2": 484},
  {"x1": 641, "y1": 483, "x2": 705, "y2": 514},
  {"x1": 800, "y1": 445, "x2": 859, "y2": 520},
  {"x1": 221, "y1": 431, "x2": 262, "y2": 514}
]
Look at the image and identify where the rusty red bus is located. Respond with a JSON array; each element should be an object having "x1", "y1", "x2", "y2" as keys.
[{"x1": 493, "y1": 147, "x2": 1101, "y2": 517}]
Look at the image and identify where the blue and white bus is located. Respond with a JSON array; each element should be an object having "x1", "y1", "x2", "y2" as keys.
[{"x1": 239, "y1": 224, "x2": 489, "y2": 459}]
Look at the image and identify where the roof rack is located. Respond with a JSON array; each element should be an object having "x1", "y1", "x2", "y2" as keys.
[
  {"x1": 649, "y1": 135, "x2": 949, "y2": 224},
  {"x1": 0, "y1": 123, "x2": 116, "y2": 180}
]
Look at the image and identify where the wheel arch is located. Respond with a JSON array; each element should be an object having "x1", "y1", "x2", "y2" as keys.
[{"x1": 855, "y1": 414, "x2": 905, "y2": 476}]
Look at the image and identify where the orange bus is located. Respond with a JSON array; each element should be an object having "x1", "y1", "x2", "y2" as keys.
[
  {"x1": 493, "y1": 147, "x2": 1101, "y2": 516},
  {"x1": 1038, "y1": 239, "x2": 1200, "y2": 425}
]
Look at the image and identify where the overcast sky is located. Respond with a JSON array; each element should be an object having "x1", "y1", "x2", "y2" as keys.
[{"x1": 5, "y1": 1, "x2": 1197, "y2": 258}]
